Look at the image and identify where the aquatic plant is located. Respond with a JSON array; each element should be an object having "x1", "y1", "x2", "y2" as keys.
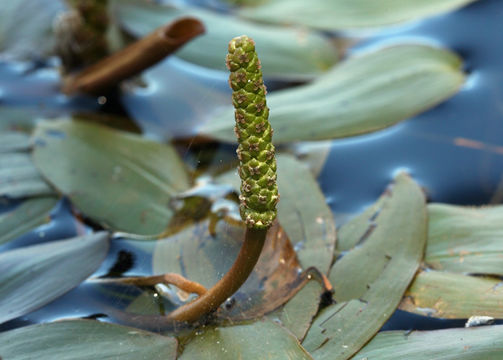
[{"x1": 166, "y1": 35, "x2": 277, "y2": 323}]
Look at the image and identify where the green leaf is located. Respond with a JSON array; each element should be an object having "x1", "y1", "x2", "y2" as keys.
[
  {"x1": 268, "y1": 280, "x2": 325, "y2": 340},
  {"x1": 32, "y1": 119, "x2": 190, "y2": 235},
  {"x1": 0, "y1": 196, "x2": 58, "y2": 246},
  {"x1": 356, "y1": 325, "x2": 503, "y2": 359},
  {"x1": 202, "y1": 45, "x2": 465, "y2": 143},
  {"x1": 0, "y1": 320, "x2": 178, "y2": 359},
  {"x1": 400, "y1": 270, "x2": 503, "y2": 319},
  {"x1": 239, "y1": 0, "x2": 479, "y2": 31},
  {"x1": 426, "y1": 203, "x2": 503, "y2": 275},
  {"x1": 179, "y1": 318, "x2": 313, "y2": 359},
  {"x1": 302, "y1": 173, "x2": 427, "y2": 360},
  {"x1": 0, "y1": 232, "x2": 109, "y2": 324},
  {"x1": 111, "y1": 0, "x2": 338, "y2": 80},
  {"x1": 0, "y1": 0, "x2": 65, "y2": 59},
  {"x1": 0, "y1": 152, "x2": 55, "y2": 198}
]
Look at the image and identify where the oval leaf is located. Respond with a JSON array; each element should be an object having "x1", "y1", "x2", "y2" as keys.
[
  {"x1": 239, "y1": 0, "x2": 479, "y2": 31},
  {"x1": 0, "y1": 232, "x2": 109, "y2": 323},
  {"x1": 202, "y1": 45, "x2": 465, "y2": 143},
  {"x1": 0, "y1": 319, "x2": 177, "y2": 359},
  {"x1": 356, "y1": 325, "x2": 503, "y2": 359},
  {"x1": 302, "y1": 173, "x2": 427, "y2": 360},
  {"x1": 111, "y1": 0, "x2": 338, "y2": 80},
  {"x1": 32, "y1": 119, "x2": 190, "y2": 235},
  {"x1": 179, "y1": 318, "x2": 312, "y2": 359}
]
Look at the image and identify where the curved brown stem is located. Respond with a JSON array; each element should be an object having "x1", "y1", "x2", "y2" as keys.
[
  {"x1": 166, "y1": 227, "x2": 267, "y2": 323},
  {"x1": 62, "y1": 17, "x2": 205, "y2": 95},
  {"x1": 89, "y1": 273, "x2": 207, "y2": 296}
]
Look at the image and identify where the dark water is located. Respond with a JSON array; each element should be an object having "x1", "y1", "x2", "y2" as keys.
[{"x1": 1, "y1": 0, "x2": 503, "y2": 333}]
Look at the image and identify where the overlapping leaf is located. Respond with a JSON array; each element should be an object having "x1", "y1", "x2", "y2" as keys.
[
  {"x1": 0, "y1": 232, "x2": 109, "y2": 323},
  {"x1": 179, "y1": 318, "x2": 312, "y2": 359},
  {"x1": 111, "y1": 0, "x2": 338, "y2": 80},
  {"x1": 400, "y1": 270, "x2": 503, "y2": 319},
  {"x1": 239, "y1": 0, "x2": 479, "y2": 31},
  {"x1": 0, "y1": 196, "x2": 58, "y2": 246},
  {"x1": 0, "y1": 320, "x2": 178, "y2": 359},
  {"x1": 355, "y1": 325, "x2": 503, "y2": 359},
  {"x1": 302, "y1": 173, "x2": 427, "y2": 360},
  {"x1": 202, "y1": 45, "x2": 465, "y2": 143},
  {"x1": 426, "y1": 203, "x2": 503, "y2": 275},
  {"x1": 32, "y1": 119, "x2": 190, "y2": 235},
  {"x1": 0, "y1": 0, "x2": 65, "y2": 59}
]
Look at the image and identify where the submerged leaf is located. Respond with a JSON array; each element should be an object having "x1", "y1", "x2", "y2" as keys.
[
  {"x1": 0, "y1": 196, "x2": 58, "y2": 246},
  {"x1": 179, "y1": 318, "x2": 313, "y2": 359},
  {"x1": 0, "y1": 320, "x2": 178, "y2": 359},
  {"x1": 32, "y1": 119, "x2": 190, "y2": 235},
  {"x1": 355, "y1": 325, "x2": 503, "y2": 359},
  {"x1": 400, "y1": 270, "x2": 503, "y2": 319},
  {"x1": 202, "y1": 45, "x2": 465, "y2": 143},
  {"x1": 426, "y1": 203, "x2": 503, "y2": 275},
  {"x1": 111, "y1": 0, "x2": 338, "y2": 80},
  {"x1": 152, "y1": 219, "x2": 307, "y2": 320},
  {"x1": 239, "y1": 0, "x2": 479, "y2": 31},
  {"x1": 0, "y1": 232, "x2": 109, "y2": 324},
  {"x1": 302, "y1": 173, "x2": 427, "y2": 360}
]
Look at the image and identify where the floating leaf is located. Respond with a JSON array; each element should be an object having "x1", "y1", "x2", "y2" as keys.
[
  {"x1": 355, "y1": 325, "x2": 503, "y2": 359},
  {"x1": 217, "y1": 154, "x2": 336, "y2": 274},
  {"x1": 239, "y1": 0, "x2": 479, "y2": 31},
  {"x1": 426, "y1": 203, "x2": 503, "y2": 275},
  {"x1": 0, "y1": 320, "x2": 178, "y2": 359},
  {"x1": 0, "y1": 196, "x2": 58, "y2": 246},
  {"x1": 152, "y1": 219, "x2": 308, "y2": 320},
  {"x1": 32, "y1": 119, "x2": 190, "y2": 235},
  {"x1": 0, "y1": 232, "x2": 109, "y2": 323},
  {"x1": 268, "y1": 280, "x2": 325, "y2": 340},
  {"x1": 400, "y1": 270, "x2": 503, "y2": 319},
  {"x1": 179, "y1": 318, "x2": 312, "y2": 359},
  {"x1": 202, "y1": 45, "x2": 464, "y2": 143},
  {"x1": 111, "y1": 0, "x2": 338, "y2": 80},
  {"x1": 0, "y1": 152, "x2": 55, "y2": 198},
  {"x1": 0, "y1": 0, "x2": 65, "y2": 59},
  {"x1": 302, "y1": 173, "x2": 427, "y2": 360}
]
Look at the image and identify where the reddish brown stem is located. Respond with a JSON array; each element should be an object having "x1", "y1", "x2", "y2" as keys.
[
  {"x1": 166, "y1": 227, "x2": 267, "y2": 323},
  {"x1": 90, "y1": 273, "x2": 207, "y2": 296},
  {"x1": 62, "y1": 17, "x2": 205, "y2": 95}
]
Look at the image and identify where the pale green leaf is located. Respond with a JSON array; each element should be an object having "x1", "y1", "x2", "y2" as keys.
[
  {"x1": 426, "y1": 203, "x2": 503, "y2": 275},
  {"x1": 239, "y1": 0, "x2": 479, "y2": 31},
  {"x1": 356, "y1": 325, "x2": 503, "y2": 359},
  {"x1": 202, "y1": 45, "x2": 465, "y2": 143},
  {"x1": 0, "y1": 232, "x2": 109, "y2": 323},
  {"x1": 0, "y1": 196, "x2": 58, "y2": 245},
  {"x1": 400, "y1": 270, "x2": 503, "y2": 319},
  {"x1": 111, "y1": 0, "x2": 338, "y2": 80},
  {"x1": 32, "y1": 119, "x2": 190, "y2": 235},
  {"x1": 0, "y1": 320, "x2": 178, "y2": 359},
  {"x1": 302, "y1": 173, "x2": 427, "y2": 360},
  {"x1": 179, "y1": 318, "x2": 313, "y2": 359},
  {"x1": 0, "y1": 0, "x2": 65, "y2": 59}
]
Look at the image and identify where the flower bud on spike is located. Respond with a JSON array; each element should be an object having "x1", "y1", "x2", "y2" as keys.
[{"x1": 226, "y1": 35, "x2": 278, "y2": 229}]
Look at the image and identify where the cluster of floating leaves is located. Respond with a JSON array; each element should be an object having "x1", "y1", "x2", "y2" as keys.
[{"x1": 1, "y1": 0, "x2": 503, "y2": 359}]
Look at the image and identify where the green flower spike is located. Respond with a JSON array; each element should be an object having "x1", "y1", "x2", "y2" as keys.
[{"x1": 226, "y1": 35, "x2": 279, "y2": 229}]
